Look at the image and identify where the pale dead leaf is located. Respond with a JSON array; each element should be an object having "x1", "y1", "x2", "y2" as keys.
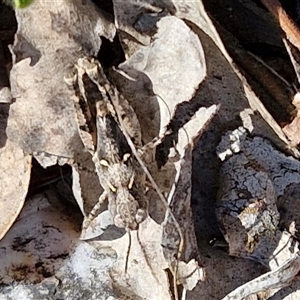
[
  {"x1": 0, "y1": 139, "x2": 31, "y2": 241},
  {"x1": 177, "y1": 260, "x2": 205, "y2": 291},
  {"x1": 0, "y1": 87, "x2": 12, "y2": 104},
  {"x1": 283, "y1": 112, "x2": 300, "y2": 146},
  {"x1": 111, "y1": 15, "x2": 206, "y2": 143},
  {"x1": 95, "y1": 217, "x2": 172, "y2": 300},
  {"x1": 0, "y1": 103, "x2": 31, "y2": 241},
  {"x1": 112, "y1": 0, "x2": 156, "y2": 55}
]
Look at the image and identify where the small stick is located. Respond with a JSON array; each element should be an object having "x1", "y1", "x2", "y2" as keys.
[{"x1": 125, "y1": 230, "x2": 131, "y2": 273}]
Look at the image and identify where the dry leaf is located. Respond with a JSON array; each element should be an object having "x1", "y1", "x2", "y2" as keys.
[
  {"x1": 97, "y1": 217, "x2": 172, "y2": 300},
  {"x1": 4, "y1": 0, "x2": 300, "y2": 299},
  {"x1": 6, "y1": 0, "x2": 116, "y2": 163},
  {"x1": 0, "y1": 103, "x2": 31, "y2": 241},
  {"x1": 161, "y1": 106, "x2": 218, "y2": 289},
  {"x1": 111, "y1": 15, "x2": 206, "y2": 143}
]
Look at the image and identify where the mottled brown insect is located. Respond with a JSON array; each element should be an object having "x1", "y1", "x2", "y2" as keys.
[{"x1": 64, "y1": 57, "x2": 148, "y2": 234}]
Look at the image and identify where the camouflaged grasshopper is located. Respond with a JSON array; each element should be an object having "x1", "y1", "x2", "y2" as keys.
[{"x1": 64, "y1": 57, "x2": 148, "y2": 236}]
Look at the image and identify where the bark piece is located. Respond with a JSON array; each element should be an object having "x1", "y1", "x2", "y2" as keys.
[
  {"x1": 217, "y1": 128, "x2": 300, "y2": 265},
  {"x1": 217, "y1": 127, "x2": 300, "y2": 297}
]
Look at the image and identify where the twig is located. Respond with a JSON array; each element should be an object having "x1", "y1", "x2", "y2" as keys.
[
  {"x1": 125, "y1": 231, "x2": 131, "y2": 274},
  {"x1": 112, "y1": 87, "x2": 184, "y2": 300},
  {"x1": 247, "y1": 50, "x2": 293, "y2": 89}
]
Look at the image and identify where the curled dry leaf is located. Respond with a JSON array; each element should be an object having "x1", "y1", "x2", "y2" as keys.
[
  {"x1": 222, "y1": 234, "x2": 300, "y2": 299},
  {"x1": 161, "y1": 106, "x2": 218, "y2": 289}
]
